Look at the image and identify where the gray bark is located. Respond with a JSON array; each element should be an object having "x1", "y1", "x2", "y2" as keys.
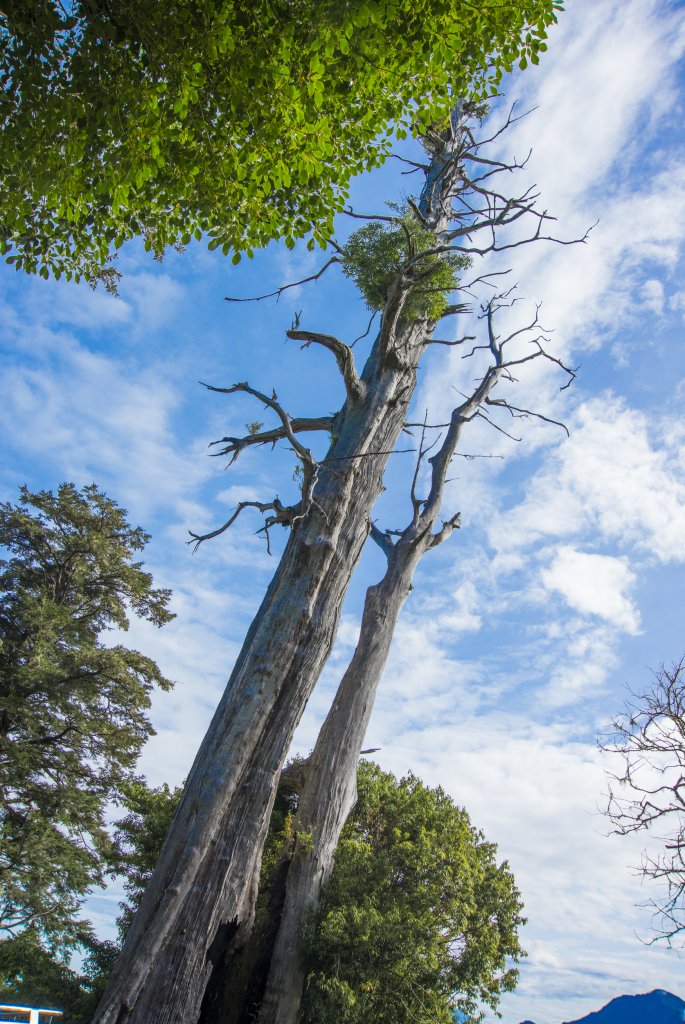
[
  {"x1": 257, "y1": 543, "x2": 421, "y2": 1024},
  {"x1": 257, "y1": 307, "x2": 508, "y2": 1024},
  {"x1": 92, "y1": 118, "x2": 467, "y2": 1024}
]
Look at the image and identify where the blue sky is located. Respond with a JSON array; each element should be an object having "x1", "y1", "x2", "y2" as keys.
[{"x1": 2, "y1": 1, "x2": 685, "y2": 1021}]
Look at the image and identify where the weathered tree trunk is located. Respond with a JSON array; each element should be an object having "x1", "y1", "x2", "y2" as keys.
[
  {"x1": 257, "y1": 543, "x2": 423, "y2": 1024},
  {"x1": 92, "y1": 117, "x2": 467, "y2": 1024},
  {"x1": 257, "y1": 317, "x2": 507, "y2": 1024},
  {"x1": 93, "y1": 100, "x2": 566, "y2": 1024}
]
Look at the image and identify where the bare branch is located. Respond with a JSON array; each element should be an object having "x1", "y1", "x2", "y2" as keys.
[
  {"x1": 484, "y1": 397, "x2": 570, "y2": 437},
  {"x1": 601, "y1": 656, "x2": 685, "y2": 945},
  {"x1": 188, "y1": 498, "x2": 295, "y2": 555},
  {"x1": 409, "y1": 414, "x2": 439, "y2": 519},
  {"x1": 458, "y1": 269, "x2": 513, "y2": 294},
  {"x1": 406, "y1": 197, "x2": 430, "y2": 230},
  {"x1": 464, "y1": 101, "x2": 535, "y2": 150},
  {"x1": 369, "y1": 521, "x2": 395, "y2": 560},
  {"x1": 209, "y1": 416, "x2": 334, "y2": 464},
  {"x1": 342, "y1": 208, "x2": 398, "y2": 224},
  {"x1": 351, "y1": 310, "x2": 378, "y2": 348},
  {"x1": 430, "y1": 512, "x2": 461, "y2": 548},
  {"x1": 436, "y1": 303, "x2": 471, "y2": 320},
  {"x1": 425, "y1": 334, "x2": 475, "y2": 348},
  {"x1": 286, "y1": 329, "x2": 364, "y2": 402},
  {"x1": 201, "y1": 381, "x2": 316, "y2": 468},
  {"x1": 327, "y1": 447, "x2": 416, "y2": 462},
  {"x1": 501, "y1": 341, "x2": 579, "y2": 390},
  {"x1": 444, "y1": 221, "x2": 595, "y2": 259},
  {"x1": 465, "y1": 148, "x2": 532, "y2": 172},
  {"x1": 387, "y1": 154, "x2": 430, "y2": 172},
  {"x1": 224, "y1": 257, "x2": 340, "y2": 303},
  {"x1": 475, "y1": 408, "x2": 522, "y2": 442}
]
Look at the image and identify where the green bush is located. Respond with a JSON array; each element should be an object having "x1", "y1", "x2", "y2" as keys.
[
  {"x1": 341, "y1": 212, "x2": 469, "y2": 321},
  {"x1": 300, "y1": 761, "x2": 524, "y2": 1024}
]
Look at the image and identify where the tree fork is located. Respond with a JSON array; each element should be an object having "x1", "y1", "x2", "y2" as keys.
[
  {"x1": 185, "y1": 296, "x2": 571, "y2": 1024},
  {"x1": 254, "y1": 293, "x2": 572, "y2": 1024}
]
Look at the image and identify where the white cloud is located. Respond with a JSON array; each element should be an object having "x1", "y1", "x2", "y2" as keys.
[
  {"x1": 492, "y1": 395, "x2": 685, "y2": 565},
  {"x1": 121, "y1": 271, "x2": 187, "y2": 331},
  {"x1": 0, "y1": 326, "x2": 210, "y2": 521},
  {"x1": 504, "y1": 0, "x2": 685, "y2": 210},
  {"x1": 422, "y1": 0, "x2": 685, "y2": 377},
  {"x1": 438, "y1": 580, "x2": 483, "y2": 634},
  {"x1": 670, "y1": 289, "x2": 685, "y2": 317},
  {"x1": 540, "y1": 547, "x2": 640, "y2": 634},
  {"x1": 640, "y1": 278, "x2": 665, "y2": 315},
  {"x1": 1, "y1": 276, "x2": 132, "y2": 333}
]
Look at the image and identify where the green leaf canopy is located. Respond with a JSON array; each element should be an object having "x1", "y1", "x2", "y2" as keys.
[
  {"x1": 0, "y1": 1, "x2": 562, "y2": 283},
  {"x1": 301, "y1": 762, "x2": 525, "y2": 1024},
  {"x1": 0, "y1": 483, "x2": 174, "y2": 945}
]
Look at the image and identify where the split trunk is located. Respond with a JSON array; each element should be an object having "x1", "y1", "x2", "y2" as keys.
[{"x1": 92, "y1": 120, "x2": 466, "y2": 1024}]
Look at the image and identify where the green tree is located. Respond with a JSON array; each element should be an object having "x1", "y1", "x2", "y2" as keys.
[
  {"x1": 0, "y1": 483, "x2": 174, "y2": 946},
  {"x1": 0, "y1": 928, "x2": 117, "y2": 1023},
  {"x1": 41, "y1": 763, "x2": 521, "y2": 1023},
  {"x1": 0, "y1": 1, "x2": 562, "y2": 285},
  {"x1": 111, "y1": 779, "x2": 183, "y2": 939},
  {"x1": 301, "y1": 762, "x2": 524, "y2": 1024},
  {"x1": 341, "y1": 210, "x2": 470, "y2": 320}
]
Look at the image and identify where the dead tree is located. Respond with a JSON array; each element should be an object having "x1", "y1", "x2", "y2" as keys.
[
  {"x1": 93, "y1": 106, "x2": 576, "y2": 1024},
  {"x1": 251, "y1": 300, "x2": 574, "y2": 1024},
  {"x1": 603, "y1": 657, "x2": 685, "y2": 946}
]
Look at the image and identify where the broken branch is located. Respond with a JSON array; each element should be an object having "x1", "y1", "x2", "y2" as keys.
[
  {"x1": 286, "y1": 329, "x2": 364, "y2": 402},
  {"x1": 209, "y1": 416, "x2": 334, "y2": 464}
]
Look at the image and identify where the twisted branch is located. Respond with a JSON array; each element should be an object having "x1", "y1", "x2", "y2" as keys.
[
  {"x1": 188, "y1": 498, "x2": 295, "y2": 555},
  {"x1": 224, "y1": 257, "x2": 340, "y2": 303},
  {"x1": 208, "y1": 416, "x2": 333, "y2": 465},
  {"x1": 201, "y1": 381, "x2": 316, "y2": 469},
  {"x1": 286, "y1": 329, "x2": 364, "y2": 402}
]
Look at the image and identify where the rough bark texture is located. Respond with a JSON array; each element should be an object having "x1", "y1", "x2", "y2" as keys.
[
  {"x1": 256, "y1": 314, "x2": 507, "y2": 1024},
  {"x1": 92, "y1": 116, "x2": 467, "y2": 1024},
  {"x1": 257, "y1": 551, "x2": 420, "y2": 1024}
]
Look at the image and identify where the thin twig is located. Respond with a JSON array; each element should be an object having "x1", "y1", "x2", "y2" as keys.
[{"x1": 224, "y1": 257, "x2": 339, "y2": 303}]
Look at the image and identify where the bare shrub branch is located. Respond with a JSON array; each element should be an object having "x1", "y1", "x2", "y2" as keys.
[{"x1": 602, "y1": 657, "x2": 685, "y2": 945}]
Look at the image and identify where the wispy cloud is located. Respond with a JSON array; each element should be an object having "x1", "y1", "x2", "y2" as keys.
[{"x1": 490, "y1": 395, "x2": 685, "y2": 564}]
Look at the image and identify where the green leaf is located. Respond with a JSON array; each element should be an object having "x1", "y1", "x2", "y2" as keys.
[
  {"x1": 0, "y1": 484, "x2": 173, "y2": 949},
  {"x1": 0, "y1": 0, "x2": 559, "y2": 284}
]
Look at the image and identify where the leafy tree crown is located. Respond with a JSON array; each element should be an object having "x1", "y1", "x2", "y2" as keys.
[
  {"x1": 300, "y1": 761, "x2": 525, "y2": 1024},
  {"x1": 0, "y1": 483, "x2": 174, "y2": 945},
  {"x1": 0, "y1": 1, "x2": 563, "y2": 284},
  {"x1": 341, "y1": 209, "x2": 470, "y2": 320}
]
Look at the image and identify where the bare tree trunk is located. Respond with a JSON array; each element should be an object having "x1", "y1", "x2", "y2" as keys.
[
  {"x1": 257, "y1": 545, "x2": 421, "y2": 1024},
  {"x1": 92, "y1": 119, "x2": 467, "y2": 1024},
  {"x1": 93, "y1": 103, "x2": 568, "y2": 1024},
  {"x1": 257, "y1": 299, "x2": 517, "y2": 1024}
]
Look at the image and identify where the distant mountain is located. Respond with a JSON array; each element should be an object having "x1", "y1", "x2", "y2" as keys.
[{"x1": 518, "y1": 989, "x2": 685, "y2": 1024}]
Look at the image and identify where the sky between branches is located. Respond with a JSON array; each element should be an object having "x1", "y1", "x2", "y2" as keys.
[{"x1": 2, "y1": 1, "x2": 685, "y2": 1021}]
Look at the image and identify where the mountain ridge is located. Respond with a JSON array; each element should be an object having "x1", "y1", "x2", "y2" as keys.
[{"x1": 516, "y1": 989, "x2": 685, "y2": 1024}]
